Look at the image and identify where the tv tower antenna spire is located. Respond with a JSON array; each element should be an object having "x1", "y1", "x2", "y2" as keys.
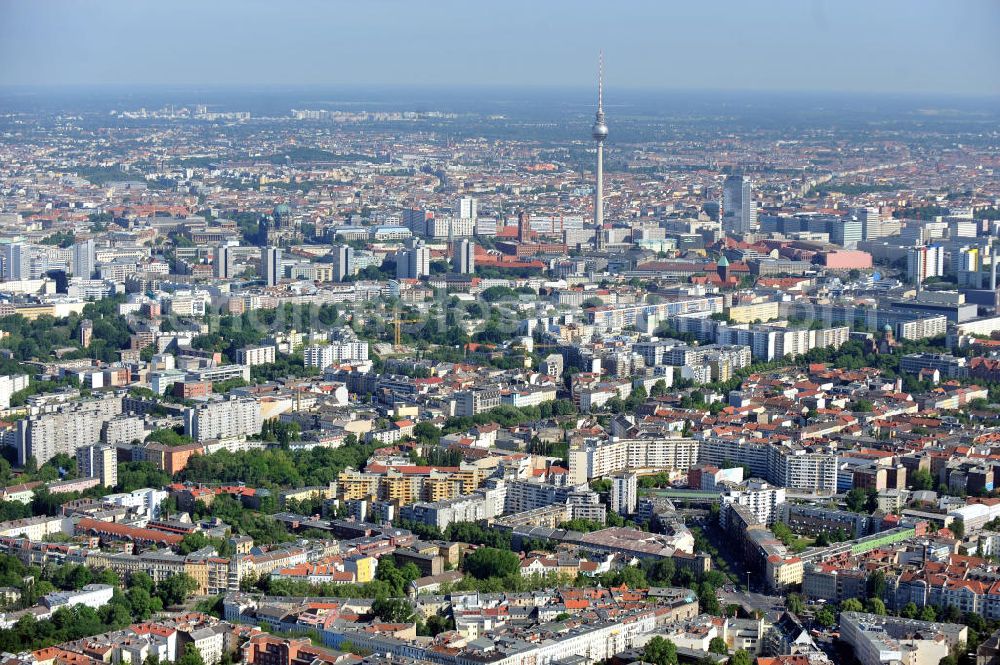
[
  {"x1": 592, "y1": 52, "x2": 608, "y2": 251},
  {"x1": 598, "y1": 51, "x2": 604, "y2": 114}
]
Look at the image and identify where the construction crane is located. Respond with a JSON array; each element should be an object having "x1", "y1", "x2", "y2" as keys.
[{"x1": 392, "y1": 307, "x2": 421, "y2": 349}]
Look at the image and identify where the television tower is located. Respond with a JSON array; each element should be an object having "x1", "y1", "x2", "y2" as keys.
[{"x1": 592, "y1": 52, "x2": 608, "y2": 251}]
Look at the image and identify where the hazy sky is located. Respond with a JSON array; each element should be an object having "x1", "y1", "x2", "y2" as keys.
[{"x1": 1, "y1": 0, "x2": 998, "y2": 95}]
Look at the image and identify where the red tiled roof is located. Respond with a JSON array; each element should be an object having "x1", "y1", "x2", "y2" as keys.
[{"x1": 76, "y1": 518, "x2": 183, "y2": 545}]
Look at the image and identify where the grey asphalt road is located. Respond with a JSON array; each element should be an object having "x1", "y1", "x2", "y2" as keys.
[{"x1": 718, "y1": 589, "x2": 787, "y2": 615}]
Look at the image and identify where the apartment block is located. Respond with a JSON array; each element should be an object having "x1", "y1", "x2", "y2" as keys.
[
  {"x1": 16, "y1": 394, "x2": 123, "y2": 465},
  {"x1": 235, "y1": 345, "x2": 276, "y2": 367},
  {"x1": 183, "y1": 397, "x2": 263, "y2": 442},
  {"x1": 77, "y1": 444, "x2": 119, "y2": 488}
]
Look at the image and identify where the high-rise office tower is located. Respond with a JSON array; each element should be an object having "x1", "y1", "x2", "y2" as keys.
[
  {"x1": 850, "y1": 206, "x2": 882, "y2": 240},
  {"x1": 454, "y1": 238, "x2": 475, "y2": 274},
  {"x1": 72, "y1": 239, "x2": 95, "y2": 279},
  {"x1": 410, "y1": 241, "x2": 430, "y2": 279},
  {"x1": 214, "y1": 245, "x2": 234, "y2": 279},
  {"x1": 402, "y1": 208, "x2": 432, "y2": 236},
  {"x1": 907, "y1": 244, "x2": 944, "y2": 284},
  {"x1": 955, "y1": 244, "x2": 999, "y2": 289},
  {"x1": 396, "y1": 239, "x2": 429, "y2": 279},
  {"x1": 2, "y1": 243, "x2": 28, "y2": 281},
  {"x1": 262, "y1": 247, "x2": 281, "y2": 286},
  {"x1": 722, "y1": 175, "x2": 757, "y2": 236},
  {"x1": 592, "y1": 53, "x2": 608, "y2": 250},
  {"x1": 830, "y1": 218, "x2": 863, "y2": 248},
  {"x1": 332, "y1": 244, "x2": 355, "y2": 282},
  {"x1": 455, "y1": 197, "x2": 478, "y2": 220}
]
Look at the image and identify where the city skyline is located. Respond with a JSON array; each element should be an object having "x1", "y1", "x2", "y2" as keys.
[
  {"x1": 0, "y1": 0, "x2": 997, "y2": 96},
  {"x1": 1, "y1": 3, "x2": 1000, "y2": 663}
]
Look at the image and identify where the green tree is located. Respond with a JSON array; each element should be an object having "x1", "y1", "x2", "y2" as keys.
[
  {"x1": 102, "y1": 600, "x2": 133, "y2": 629},
  {"x1": 646, "y1": 557, "x2": 676, "y2": 586},
  {"x1": 146, "y1": 427, "x2": 194, "y2": 447},
  {"x1": 178, "y1": 532, "x2": 210, "y2": 555},
  {"x1": 699, "y1": 581, "x2": 721, "y2": 615},
  {"x1": 375, "y1": 557, "x2": 407, "y2": 596},
  {"x1": 156, "y1": 573, "x2": 199, "y2": 606},
  {"x1": 942, "y1": 604, "x2": 962, "y2": 623},
  {"x1": 642, "y1": 636, "x2": 678, "y2": 665},
  {"x1": 117, "y1": 462, "x2": 171, "y2": 494},
  {"x1": 920, "y1": 605, "x2": 937, "y2": 622},
  {"x1": 559, "y1": 518, "x2": 606, "y2": 533},
  {"x1": 412, "y1": 422, "x2": 441, "y2": 445},
  {"x1": 910, "y1": 469, "x2": 934, "y2": 491},
  {"x1": 423, "y1": 614, "x2": 454, "y2": 636},
  {"x1": 371, "y1": 596, "x2": 415, "y2": 623},
  {"x1": 399, "y1": 563, "x2": 422, "y2": 585},
  {"x1": 845, "y1": 488, "x2": 869, "y2": 513},
  {"x1": 481, "y1": 286, "x2": 517, "y2": 302},
  {"x1": 95, "y1": 568, "x2": 120, "y2": 587},
  {"x1": 600, "y1": 565, "x2": 648, "y2": 589},
  {"x1": 867, "y1": 570, "x2": 886, "y2": 600},
  {"x1": 625, "y1": 386, "x2": 647, "y2": 411},
  {"x1": 708, "y1": 636, "x2": 727, "y2": 654},
  {"x1": 445, "y1": 522, "x2": 511, "y2": 549},
  {"x1": 177, "y1": 643, "x2": 205, "y2": 665},
  {"x1": 463, "y1": 547, "x2": 520, "y2": 580},
  {"x1": 865, "y1": 598, "x2": 886, "y2": 615},
  {"x1": 815, "y1": 607, "x2": 836, "y2": 627},
  {"x1": 771, "y1": 522, "x2": 795, "y2": 547},
  {"x1": 129, "y1": 572, "x2": 155, "y2": 592},
  {"x1": 840, "y1": 598, "x2": 864, "y2": 613},
  {"x1": 786, "y1": 593, "x2": 805, "y2": 615},
  {"x1": 900, "y1": 602, "x2": 918, "y2": 619},
  {"x1": 730, "y1": 650, "x2": 753, "y2": 665}
]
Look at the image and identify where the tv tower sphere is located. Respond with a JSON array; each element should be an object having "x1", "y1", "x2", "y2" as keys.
[{"x1": 592, "y1": 118, "x2": 608, "y2": 141}]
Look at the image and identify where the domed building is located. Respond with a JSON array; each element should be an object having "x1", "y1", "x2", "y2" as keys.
[
  {"x1": 864, "y1": 323, "x2": 897, "y2": 355},
  {"x1": 273, "y1": 203, "x2": 293, "y2": 229}
]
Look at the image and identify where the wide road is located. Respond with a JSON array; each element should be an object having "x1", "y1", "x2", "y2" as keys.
[
  {"x1": 718, "y1": 589, "x2": 787, "y2": 616},
  {"x1": 687, "y1": 515, "x2": 747, "y2": 588},
  {"x1": 643, "y1": 488, "x2": 720, "y2": 501}
]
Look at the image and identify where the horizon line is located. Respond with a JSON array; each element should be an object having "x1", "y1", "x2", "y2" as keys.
[{"x1": 1, "y1": 83, "x2": 998, "y2": 101}]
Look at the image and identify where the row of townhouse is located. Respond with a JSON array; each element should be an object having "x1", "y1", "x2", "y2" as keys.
[
  {"x1": 884, "y1": 566, "x2": 1000, "y2": 618},
  {"x1": 86, "y1": 550, "x2": 234, "y2": 595},
  {"x1": 321, "y1": 605, "x2": 677, "y2": 665}
]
